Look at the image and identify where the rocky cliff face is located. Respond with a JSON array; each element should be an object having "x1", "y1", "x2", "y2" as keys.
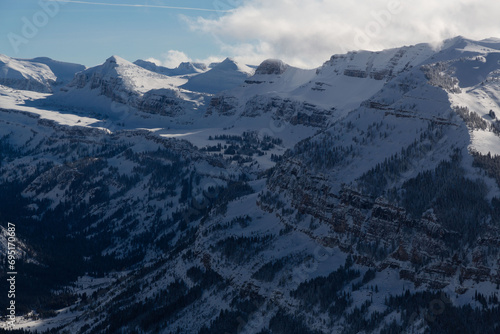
[
  {"x1": 138, "y1": 89, "x2": 189, "y2": 117},
  {"x1": 267, "y1": 174, "x2": 500, "y2": 290},
  {"x1": 319, "y1": 42, "x2": 435, "y2": 80}
]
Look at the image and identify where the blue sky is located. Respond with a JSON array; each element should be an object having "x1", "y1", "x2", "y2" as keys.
[
  {"x1": 2, "y1": 0, "x2": 500, "y2": 69},
  {"x1": 0, "y1": 0, "x2": 235, "y2": 66}
]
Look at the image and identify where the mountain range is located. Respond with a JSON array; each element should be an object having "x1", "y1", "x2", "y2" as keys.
[{"x1": 1, "y1": 36, "x2": 500, "y2": 333}]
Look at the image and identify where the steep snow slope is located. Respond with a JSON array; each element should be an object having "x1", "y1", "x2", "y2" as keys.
[
  {"x1": 0, "y1": 54, "x2": 56, "y2": 93},
  {"x1": 18, "y1": 56, "x2": 86, "y2": 85}
]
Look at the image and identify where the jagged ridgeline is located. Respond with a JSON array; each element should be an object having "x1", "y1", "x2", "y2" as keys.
[{"x1": 2, "y1": 36, "x2": 500, "y2": 333}]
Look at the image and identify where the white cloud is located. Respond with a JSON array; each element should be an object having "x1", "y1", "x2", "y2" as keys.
[
  {"x1": 147, "y1": 51, "x2": 228, "y2": 69},
  {"x1": 187, "y1": 0, "x2": 500, "y2": 68},
  {"x1": 144, "y1": 57, "x2": 162, "y2": 66}
]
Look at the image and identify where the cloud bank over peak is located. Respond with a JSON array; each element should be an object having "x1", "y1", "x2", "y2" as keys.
[{"x1": 186, "y1": 0, "x2": 500, "y2": 68}]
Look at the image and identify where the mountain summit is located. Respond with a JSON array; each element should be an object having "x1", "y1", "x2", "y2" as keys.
[
  {"x1": 180, "y1": 57, "x2": 254, "y2": 94},
  {"x1": 0, "y1": 54, "x2": 56, "y2": 92}
]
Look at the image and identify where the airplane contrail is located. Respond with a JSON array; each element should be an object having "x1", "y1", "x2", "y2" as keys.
[{"x1": 48, "y1": 0, "x2": 234, "y2": 13}]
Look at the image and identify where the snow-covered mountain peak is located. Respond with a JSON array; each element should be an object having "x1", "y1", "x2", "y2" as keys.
[
  {"x1": 0, "y1": 54, "x2": 55, "y2": 80},
  {"x1": 436, "y1": 35, "x2": 500, "y2": 52},
  {"x1": 47, "y1": 55, "x2": 201, "y2": 117},
  {"x1": 104, "y1": 55, "x2": 130, "y2": 66},
  {"x1": 476, "y1": 38, "x2": 500, "y2": 54},
  {"x1": 177, "y1": 61, "x2": 207, "y2": 73},
  {"x1": 438, "y1": 35, "x2": 469, "y2": 49},
  {"x1": 75, "y1": 55, "x2": 129, "y2": 81},
  {"x1": 98, "y1": 55, "x2": 136, "y2": 75},
  {"x1": 18, "y1": 56, "x2": 86, "y2": 85},
  {"x1": 66, "y1": 55, "x2": 187, "y2": 93},
  {"x1": 482, "y1": 37, "x2": 500, "y2": 42},
  {"x1": 213, "y1": 57, "x2": 254, "y2": 75},
  {"x1": 0, "y1": 54, "x2": 56, "y2": 92},
  {"x1": 133, "y1": 59, "x2": 207, "y2": 76},
  {"x1": 477, "y1": 37, "x2": 500, "y2": 50},
  {"x1": 255, "y1": 59, "x2": 289, "y2": 75},
  {"x1": 180, "y1": 58, "x2": 254, "y2": 94},
  {"x1": 428, "y1": 36, "x2": 500, "y2": 62},
  {"x1": 318, "y1": 42, "x2": 435, "y2": 81}
]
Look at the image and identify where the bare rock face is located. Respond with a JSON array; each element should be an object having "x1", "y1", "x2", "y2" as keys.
[
  {"x1": 137, "y1": 89, "x2": 190, "y2": 117},
  {"x1": 267, "y1": 159, "x2": 500, "y2": 291},
  {"x1": 207, "y1": 94, "x2": 332, "y2": 128},
  {"x1": 243, "y1": 96, "x2": 331, "y2": 127},
  {"x1": 206, "y1": 95, "x2": 238, "y2": 116}
]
